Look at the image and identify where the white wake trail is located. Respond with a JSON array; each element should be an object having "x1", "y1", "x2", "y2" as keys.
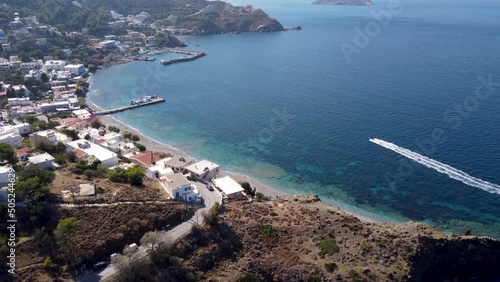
[{"x1": 370, "y1": 138, "x2": 500, "y2": 195}]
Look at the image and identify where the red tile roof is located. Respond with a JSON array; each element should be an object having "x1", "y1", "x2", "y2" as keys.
[
  {"x1": 15, "y1": 147, "x2": 33, "y2": 158},
  {"x1": 129, "y1": 151, "x2": 162, "y2": 167},
  {"x1": 73, "y1": 148, "x2": 87, "y2": 158}
]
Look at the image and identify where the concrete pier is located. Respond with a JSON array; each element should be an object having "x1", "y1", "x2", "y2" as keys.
[
  {"x1": 93, "y1": 97, "x2": 165, "y2": 116},
  {"x1": 160, "y1": 49, "x2": 206, "y2": 65}
]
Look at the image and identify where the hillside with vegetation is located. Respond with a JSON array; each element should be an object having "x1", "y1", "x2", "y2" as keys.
[
  {"x1": 102, "y1": 197, "x2": 499, "y2": 282},
  {"x1": 0, "y1": 0, "x2": 284, "y2": 35}
]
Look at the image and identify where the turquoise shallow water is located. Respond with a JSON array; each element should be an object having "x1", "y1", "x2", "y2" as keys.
[{"x1": 89, "y1": 0, "x2": 500, "y2": 238}]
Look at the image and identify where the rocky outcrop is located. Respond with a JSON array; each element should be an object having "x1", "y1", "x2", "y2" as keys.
[
  {"x1": 409, "y1": 236, "x2": 500, "y2": 282},
  {"x1": 176, "y1": 3, "x2": 284, "y2": 34},
  {"x1": 312, "y1": 0, "x2": 373, "y2": 5}
]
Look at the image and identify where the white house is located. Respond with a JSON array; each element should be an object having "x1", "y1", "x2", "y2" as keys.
[
  {"x1": 0, "y1": 130, "x2": 21, "y2": 148},
  {"x1": 36, "y1": 101, "x2": 79, "y2": 113},
  {"x1": 0, "y1": 166, "x2": 13, "y2": 184},
  {"x1": 66, "y1": 139, "x2": 118, "y2": 167},
  {"x1": 36, "y1": 38, "x2": 47, "y2": 46},
  {"x1": 43, "y1": 60, "x2": 66, "y2": 73},
  {"x1": 20, "y1": 60, "x2": 42, "y2": 71},
  {"x1": 0, "y1": 123, "x2": 31, "y2": 135},
  {"x1": 28, "y1": 153, "x2": 55, "y2": 169},
  {"x1": 72, "y1": 109, "x2": 91, "y2": 119},
  {"x1": 64, "y1": 64, "x2": 86, "y2": 75},
  {"x1": 29, "y1": 129, "x2": 71, "y2": 146},
  {"x1": 8, "y1": 97, "x2": 31, "y2": 107},
  {"x1": 147, "y1": 36, "x2": 157, "y2": 47},
  {"x1": 163, "y1": 155, "x2": 194, "y2": 173},
  {"x1": 2, "y1": 43, "x2": 11, "y2": 52},
  {"x1": 160, "y1": 173, "x2": 200, "y2": 201},
  {"x1": 146, "y1": 157, "x2": 174, "y2": 178},
  {"x1": 213, "y1": 176, "x2": 245, "y2": 198},
  {"x1": 185, "y1": 160, "x2": 220, "y2": 181},
  {"x1": 62, "y1": 49, "x2": 72, "y2": 57}
]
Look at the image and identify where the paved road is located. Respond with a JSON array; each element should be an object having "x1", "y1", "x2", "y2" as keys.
[{"x1": 77, "y1": 181, "x2": 221, "y2": 282}]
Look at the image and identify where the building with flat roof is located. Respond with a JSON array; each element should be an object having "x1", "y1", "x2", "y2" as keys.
[
  {"x1": 0, "y1": 123, "x2": 31, "y2": 135},
  {"x1": 213, "y1": 176, "x2": 245, "y2": 198},
  {"x1": 28, "y1": 153, "x2": 55, "y2": 169},
  {"x1": 64, "y1": 64, "x2": 85, "y2": 75},
  {"x1": 146, "y1": 157, "x2": 174, "y2": 178},
  {"x1": 185, "y1": 160, "x2": 220, "y2": 181},
  {"x1": 0, "y1": 166, "x2": 13, "y2": 184},
  {"x1": 66, "y1": 139, "x2": 118, "y2": 167},
  {"x1": 163, "y1": 155, "x2": 194, "y2": 173},
  {"x1": 29, "y1": 129, "x2": 71, "y2": 146},
  {"x1": 160, "y1": 173, "x2": 199, "y2": 201},
  {"x1": 0, "y1": 130, "x2": 21, "y2": 148},
  {"x1": 43, "y1": 60, "x2": 66, "y2": 72},
  {"x1": 8, "y1": 97, "x2": 31, "y2": 107}
]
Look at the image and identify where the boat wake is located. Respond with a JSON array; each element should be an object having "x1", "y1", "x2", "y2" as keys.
[{"x1": 370, "y1": 138, "x2": 500, "y2": 195}]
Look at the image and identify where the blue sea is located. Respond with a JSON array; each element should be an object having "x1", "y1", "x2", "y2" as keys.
[{"x1": 89, "y1": 0, "x2": 500, "y2": 238}]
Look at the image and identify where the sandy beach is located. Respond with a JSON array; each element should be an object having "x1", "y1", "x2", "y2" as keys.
[{"x1": 86, "y1": 89, "x2": 379, "y2": 224}]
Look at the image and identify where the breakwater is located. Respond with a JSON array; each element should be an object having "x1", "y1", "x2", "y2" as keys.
[
  {"x1": 160, "y1": 49, "x2": 206, "y2": 65},
  {"x1": 92, "y1": 97, "x2": 165, "y2": 115}
]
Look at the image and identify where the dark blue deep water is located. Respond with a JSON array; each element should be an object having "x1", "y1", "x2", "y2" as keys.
[{"x1": 89, "y1": 0, "x2": 500, "y2": 238}]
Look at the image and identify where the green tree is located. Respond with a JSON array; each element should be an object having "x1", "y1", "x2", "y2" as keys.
[
  {"x1": 91, "y1": 119, "x2": 102, "y2": 129},
  {"x1": 17, "y1": 165, "x2": 55, "y2": 184},
  {"x1": 78, "y1": 97, "x2": 86, "y2": 108},
  {"x1": 40, "y1": 73, "x2": 49, "y2": 83},
  {"x1": 134, "y1": 143, "x2": 146, "y2": 152},
  {"x1": 0, "y1": 143, "x2": 17, "y2": 164},
  {"x1": 240, "y1": 182, "x2": 255, "y2": 197},
  {"x1": 16, "y1": 176, "x2": 50, "y2": 202},
  {"x1": 54, "y1": 217, "x2": 80, "y2": 269},
  {"x1": 127, "y1": 165, "x2": 144, "y2": 186}
]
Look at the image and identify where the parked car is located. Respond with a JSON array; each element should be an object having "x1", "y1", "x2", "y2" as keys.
[
  {"x1": 92, "y1": 261, "x2": 108, "y2": 272},
  {"x1": 206, "y1": 184, "x2": 214, "y2": 191}
]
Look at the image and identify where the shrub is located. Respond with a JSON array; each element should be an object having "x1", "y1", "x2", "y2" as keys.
[
  {"x1": 324, "y1": 262, "x2": 337, "y2": 273},
  {"x1": 237, "y1": 273, "x2": 260, "y2": 282},
  {"x1": 361, "y1": 242, "x2": 372, "y2": 254},
  {"x1": 203, "y1": 202, "x2": 221, "y2": 226},
  {"x1": 319, "y1": 238, "x2": 339, "y2": 256},
  {"x1": 269, "y1": 211, "x2": 278, "y2": 216},
  {"x1": 348, "y1": 270, "x2": 365, "y2": 282},
  {"x1": 134, "y1": 142, "x2": 146, "y2": 152},
  {"x1": 42, "y1": 257, "x2": 52, "y2": 268},
  {"x1": 91, "y1": 120, "x2": 103, "y2": 129},
  {"x1": 240, "y1": 181, "x2": 255, "y2": 197},
  {"x1": 260, "y1": 225, "x2": 273, "y2": 238},
  {"x1": 108, "y1": 125, "x2": 120, "y2": 133},
  {"x1": 305, "y1": 276, "x2": 321, "y2": 282},
  {"x1": 84, "y1": 169, "x2": 97, "y2": 179}
]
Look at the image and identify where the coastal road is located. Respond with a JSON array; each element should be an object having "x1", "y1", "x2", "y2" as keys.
[{"x1": 76, "y1": 181, "x2": 221, "y2": 282}]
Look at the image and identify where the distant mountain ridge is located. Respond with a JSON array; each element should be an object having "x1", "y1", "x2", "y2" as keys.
[
  {"x1": 312, "y1": 0, "x2": 373, "y2": 5},
  {"x1": 0, "y1": 0, "x2": 284, "y2": 35}
]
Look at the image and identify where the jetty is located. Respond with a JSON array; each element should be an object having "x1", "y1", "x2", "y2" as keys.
[
  {"x1": 160, "y1": 48, "x2": 206, "y2": 65},
  {"x1": 93, "y1": 97, "x2": 165, "y2": 116}
]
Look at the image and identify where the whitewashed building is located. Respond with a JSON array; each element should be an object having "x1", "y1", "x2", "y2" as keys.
[
  {"x1": 185, "y1": 160, "x2": 220, "y2": 181},
  {"x1": 160, "y1": 173, "x2": 200, "y2": 201}
]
